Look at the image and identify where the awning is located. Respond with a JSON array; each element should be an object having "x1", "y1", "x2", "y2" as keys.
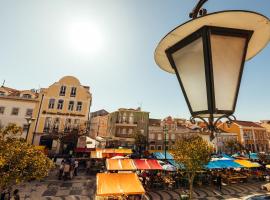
[
  {"x1": 133, "y1": 159, "x2": 163, "y2": 170},
  {"x1": 205, "y1": 160, "x2": 243, "y2": 169},
  {"x1": 106, "y1": 159, "x2": 136, "y2": 171},
  {"x1": 234, "y1": 159, "x2": 261, "y2": 168},
  {"x1": 91, "y1": 150, "x2": 104, "y2": 158},
  {"x1": 152, "y1": 152, "x2": 174, "y2": 160},
  {"x1": 96, "y1": 173, "x2": 145, "y2": 196},
  {"x1": 114, "y1": 149, "x2": 133, "y2": 154}
]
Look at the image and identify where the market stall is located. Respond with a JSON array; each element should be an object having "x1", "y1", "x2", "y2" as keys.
[
  {"x1": 133, "y1": 159, "x2": 163, "y2": 170},
  {"x1": 106, "y1": 159, "x2": 137, "y2": 171},
  {"x1": 95, "y1": 173, "x2": 145, "y2": 199}
]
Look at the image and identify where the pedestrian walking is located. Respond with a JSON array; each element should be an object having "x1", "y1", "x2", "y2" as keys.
[
  {"x1": 13, "y1": 189, "x2": 20, "y2": 200},
  {"x1": 86, "y1": 160, "x2": 91, "y2": 174},
  {"x1": 217, "y1": 173, "x2": 222, "y2": 191},
  {"x1": 58, "y1": 160, "x2": 65, "y2": 180},
  {"x1": 63, "y1": 162, "x2": 71, "y2": 181},
  {"x1": 74, "y1": 160, "x2": 79, "y2": 176}
]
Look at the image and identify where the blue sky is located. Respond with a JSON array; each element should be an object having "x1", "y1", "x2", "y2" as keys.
[{"x1": 0, "y1": 0, "x2": 269, "y2": 121}]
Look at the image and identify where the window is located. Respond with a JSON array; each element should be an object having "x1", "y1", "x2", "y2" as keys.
[
  {"x1": 76, "y1": 102, "x2": 82, "y2": 111},
  {"x1": 59, "y1": 86, "x2": 66, "y2": 96},
  {"x1": 150, "y1": 145, "x2": 155, "y2": 150},
  {"x1": 65, "y1": 118, "x2": 72, "y2": 131},
  {"x1": 157, "y1": 134, "x2": 162, "y2": 140},
  {"x1": 122, "y1": 128, "x2": 126, "y2": 134},
  {"x1": 11, "y1": 108, "x2": 19, "y2": 115},
  {"x1": 22, "y1": 94, "x2": 31, "y2": 99},
  {"x1": 53, "y1": 118, "x2": 60, "y2": 131},
  {"x1": 70, "y1": 87, "x2": 77, "y2": 97},
  {"x1": 149, "y1": 133, "x2": 155, "y2": 140},
  {"x1": 171, "y1": 134, "x2": 175, "y2": 140},
  {"x1": 48, "y1": 99, "x2": 55, "y2": 109},
  {"x1": 25, "y1": 109, "x2": 33, "y2": 117},
  {"x1": 44, "y1": 117, "x2": 52, "y2": 132},
  {"x1": 0, "y1": 91, "x2": 5, "y2": 96},
  {"x1": 128, "y1": 128, "x2": 133, "y2": 135},
  {"x1": 157, "y1": 145, "x2": 162, "y2": 150},
  {"x1": 68, "y1": 101, "x2": 74, "y2": 111},
  {"x1": 0, "y1": 107, "x2": 5, "y2": 114},
  {"x1": 57, "y1": 100, "x2": 64, "y2": 110}
]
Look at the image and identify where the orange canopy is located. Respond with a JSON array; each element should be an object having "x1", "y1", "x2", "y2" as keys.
[
  {"x1": 96, "y1": 173, "x2": 145, "y2": 196},
  {"x1": 106, "y1": 159, "x2": 136, "y2": 171}
]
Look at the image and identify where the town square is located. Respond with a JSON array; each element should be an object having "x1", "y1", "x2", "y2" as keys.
[{"x1": 0, "y1": 0, "x2": 270, "y2": 199}]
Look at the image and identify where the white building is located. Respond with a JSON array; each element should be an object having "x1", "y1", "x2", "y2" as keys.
[{"x1": 0, "y1": 86, "x2": 38, "y2": 139}]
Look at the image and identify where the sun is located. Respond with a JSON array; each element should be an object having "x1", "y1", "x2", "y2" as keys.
[{"x1": 67, "y1": 21, "x2": 104, "y2": 56}]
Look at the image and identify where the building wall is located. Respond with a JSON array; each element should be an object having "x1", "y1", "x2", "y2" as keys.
[
  {"x1": 107, "y1": 108, "x2": 149, "y2": 148},
  {"x1": 0, "y1": 88, "x2": 38, "y2": 140},
  {"x1": 90, "y1": 115, "x2": 109, "y2": 138},
  {"x1": 30, "y1": 76, "x2": 92, "y2": 153},
  {"x1": 218, "y1": 122, "x2": 241, "y2": 142}
]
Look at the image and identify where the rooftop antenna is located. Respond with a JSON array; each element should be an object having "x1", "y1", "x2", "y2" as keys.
[{"x1": 1, "y1": 80, "x2": 5, "y2": 87}]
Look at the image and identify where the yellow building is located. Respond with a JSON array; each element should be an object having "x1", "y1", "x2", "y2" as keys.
[
  {"x1": 30, "y1": 76, "x2": 92, "y2": 154},
  {"x1": 219, "y1": 120, "x2": 268, "y2": 153}
]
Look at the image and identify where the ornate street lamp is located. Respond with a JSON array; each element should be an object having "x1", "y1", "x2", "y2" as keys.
[{"x1": 154, "y1": 0, "x2": 270, "y2": 140}]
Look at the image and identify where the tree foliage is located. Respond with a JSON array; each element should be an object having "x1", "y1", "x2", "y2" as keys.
[
  {"x1": 224, "y1": 140, "x2": 244, "y2": 154},
  {"x1": 133, "y1": 131, "x2": 147, "y2": 152},
  {"x1": 0, "y1": 124, "x2": 54, "y2": 190},
  {"x1": 171, "y1": 135, "x2": 212, "y2": 198}
]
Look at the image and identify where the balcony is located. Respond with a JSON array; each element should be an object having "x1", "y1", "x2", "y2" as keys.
[
  {"x1": 115, "y1": 122, "x2": 137, "y2": 127},
  {"x1": 115, "y1": 133, "x2": 134, "y2": 138}
]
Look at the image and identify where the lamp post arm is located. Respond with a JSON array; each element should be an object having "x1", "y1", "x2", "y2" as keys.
[{"x1": 189, "y1": 0, "x2": 208, "y2": 19}]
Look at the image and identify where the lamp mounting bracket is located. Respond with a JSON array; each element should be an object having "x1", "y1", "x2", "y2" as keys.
[
  {"x1": 190, "y1": 114, "x2": 236, "y2": 141},
  {"x1": 189, "y1": 0, "x2": 208, "y2": 19}
]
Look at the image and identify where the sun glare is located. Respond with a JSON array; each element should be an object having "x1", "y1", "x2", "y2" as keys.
[{"x1": 67, "y1": 21, "x2": 104, "y2": 56}]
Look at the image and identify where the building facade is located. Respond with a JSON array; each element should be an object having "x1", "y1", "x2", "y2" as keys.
[
  {"x1": 0, "y1": 86, "x2": 38, "y2": 139},
  {"x1": 148, "y1": 116, "x2": 195, "y2": 150},
  {"x1": 30, "y1": 76, "x2": 92, "y2": 154},
  {"x1": 89, "y1": 114, "x2": 109, "y2": 139},
  {"x1": 106, "y1": 107, "x2": 149, "y2": 148},
  {"x1": 219, "y1": 120, "x2": 269, "y2": 153}
]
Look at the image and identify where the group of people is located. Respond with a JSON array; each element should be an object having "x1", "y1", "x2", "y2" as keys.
[
  {"x1": 58, "y1": 158, "x2": 79, "y2": 180},
  {"x1": 0, "y1": 189, "x2": 20, "y2": 200}
]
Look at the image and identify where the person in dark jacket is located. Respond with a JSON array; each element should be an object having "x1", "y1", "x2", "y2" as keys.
[
  {"x1": 216, "y1": 173, "x2": 222, "y2": 191},
  {"x1": 13, "y1": 189, "x2": 20, "y2": 200}
]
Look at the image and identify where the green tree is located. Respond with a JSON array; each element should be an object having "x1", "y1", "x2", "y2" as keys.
[
  {"x1": 171, "y1": 135, "x2": 212, "y2": 199},
  {"x1": 0, "y1": 124, "x2": 54, "y2": 191},
  {"x1": 224, "y1": 140, "x2": 245, "y2": 155},
  {"x1": 133, "y1": 131, "x2": 147, "y2": 154}
]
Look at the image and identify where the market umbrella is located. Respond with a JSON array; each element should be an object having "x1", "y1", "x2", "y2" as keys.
[{"x1": 162, "y1": 164, "x2": 177, "y2": 171}]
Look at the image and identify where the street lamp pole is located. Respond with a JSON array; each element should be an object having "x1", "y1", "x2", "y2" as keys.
[
  {"x1": 25, "y1": 116, "x2": 35, "y2": 142},
  {"x1": 163, "y1": 125, "x2": 168, "y2": 160}
]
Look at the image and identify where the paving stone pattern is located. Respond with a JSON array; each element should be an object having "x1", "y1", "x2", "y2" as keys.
[{"x1": 14, "y1": 170, "x2": 270, "y2": 200}]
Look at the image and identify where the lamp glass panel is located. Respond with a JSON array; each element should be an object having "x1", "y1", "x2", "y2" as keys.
[
  {"x1": 210, "y1": 34, "x2": 246, "y2": 111},
  {"x1": 172, "y1": 37, "x2": 208, "y2": 112}
]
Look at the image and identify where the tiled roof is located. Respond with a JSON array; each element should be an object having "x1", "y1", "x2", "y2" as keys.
[{"x1": 234, "y1": 120, "x2": 264, "y2": 128}]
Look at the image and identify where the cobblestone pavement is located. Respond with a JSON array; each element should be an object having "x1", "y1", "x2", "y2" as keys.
[
  {"x1": 147, "y1": 181, "x2": 270, "y2": 200},
  {"x1": 14, "y1": 170, "x2": 270, "y2": 200}
]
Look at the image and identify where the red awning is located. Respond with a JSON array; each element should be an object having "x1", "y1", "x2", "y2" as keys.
[
  {"x1": 147, "y1": 159, "x2": 163, "y2": 170},
  {"x1": 134, "y1": 159, "x2": 151, "y2": 170},
  {"x1": 133, "y1": 159, "x2": 163, "y2": 170}
]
